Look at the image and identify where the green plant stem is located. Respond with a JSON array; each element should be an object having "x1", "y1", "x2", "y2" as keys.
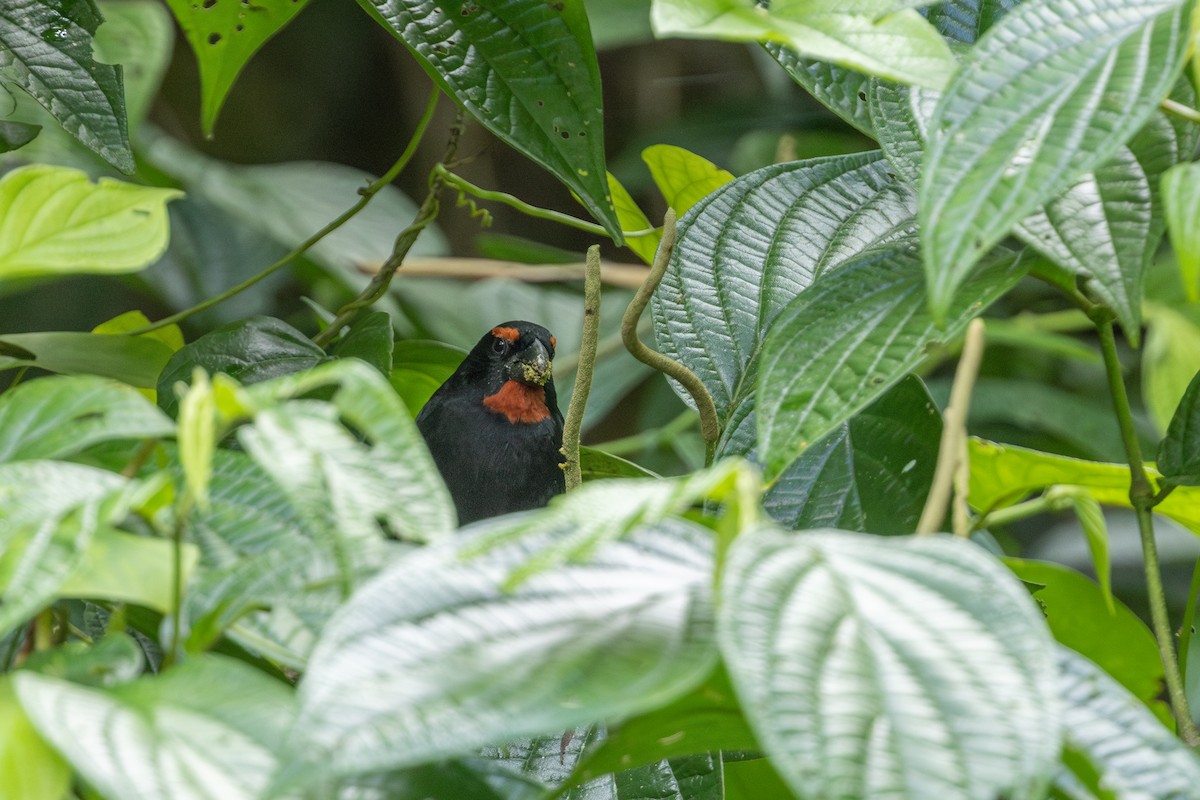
[
  {"x1": 1093, "y1": 313, "x2": 1200, "y2": 744},
  {"x1": 313, "y1": 112, "x2": 464, "y2": 349},
  {"x1": 918, "y1": 318, "x2": 986, "y2": 536},
  {"x1": 133, "y1": 87, "x2": 441, "y2": 334},
  {"x1": 561, "y1": 245, "x2": 602, "y2": 491},
  {"x1": 598, "y1": 409, "x2": 697, "y2": 456},
  {"x1": 973, "y1": 493, "x2": 1075, "y2": 532},
  {"x1": 434, "y1": 164, "x2": 655, "y2": 239},
  {"x1": 1163, "y1": 97, "x2": 1200, "y2": 125},
  {"x1": 619, "y1": 209, "x2": 720, "y2": 463},
  {"x1": 1178, "y1": 554, "x2": 1200, "y2": 687}
]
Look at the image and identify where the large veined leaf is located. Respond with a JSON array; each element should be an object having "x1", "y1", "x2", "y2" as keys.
[
  {"x1": 358, "y1": 0, "x2": 620, "y2": 241},
  {"x1": 0, "y1": 0, "x2": 133, "y2": 171},
  {"x1": 919, "y1": 0, "x2": 1191, "y2": 321},
  {"x1": 651, "y1": 0, "x2": 957, "y2": 90},
  {"x1": 764, "y1": 43, "x2": 874, "y2": 137},
  {"x1": 163, "y1": 0, "x2": 311, "y2": 136},
  {"x1": 1053, "y1": 647, "x2": 1200, "y2": 796},
  {"x1": 14, "y1": 655, "x2": 296, "y2": 800},
  {"x1": 0, "y1": 165, "x2": 181, "y2": 280},
  {"x1": 0, "y1": 375, "x2": 173, "y2": 464},
  {"x1": 922, "y1": 0, "x2": 1018, "y2": 43},
  {"x1": 652, "y1": 152, "x2": 915, "y2": 427},
  {"x1": 289, "y1": 519, "x2": 717, "y2": 779},
  {"x1": 0, "y1": 462, "x2": 126, "y2": 636},
  {"x1": 719, "y1": 527, "x2": 1060, "y2": 800},
  {"x1": 756, "y1": 240, "x2": 1030, "y2": 480}
]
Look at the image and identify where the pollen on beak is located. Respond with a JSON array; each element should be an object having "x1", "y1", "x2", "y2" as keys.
[{"x1": 511, "y1": 340, "x2": 552, "y2": 386}]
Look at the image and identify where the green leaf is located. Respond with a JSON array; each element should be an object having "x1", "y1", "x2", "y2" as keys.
[
  {"x1": 0, "y1": 0, "x2": 133, "y2": 171},
  {"x1": 652, "y1": 152, "x2": 914, "y2": 428},
  {"x1": 0, "y1": 679, "x2": 70, "y2": 800},
  {"x1": 651, "y1": 0, "x2": 956, "y2": 90},
  {"x1": 968, "y1": 438, "x2": 1200, "y2": 534},
  {"x1": 579, "y1": 446, "x2": 660, "y2": 480},
  {"x1": 59, "y1": 529, "x2": 197, "y2": 614},
  {"x1": 92, "y1": 0, "x2": 175, "y2": 134},
  {"x1": 762, "y1": 375, "x2": 941, "y2": 535},
  {"x1": 20, "y1": 632, "x2": 144, "y2": 687},
  {"x1": 292, "y1": 519, "x2": 718, "y2": 778},
  {"x1": 1005, "y1": 559, "x2": 1166, "y2": 722},
  {"x1": 390, "y1": 338, "x2": 465, "y2": 418},
  {"x1": 1068, "y1": 492, "x2": 1114, "y2": 614},
  {"x1": 922, "y1": 0, "x2": 1018, "y2": 44},
  {"x1": 720, "y1": 527, "x2": 1060, "y2": 800},
  {"x1": 164, "y1": 0, "x2": 311, "y2": 136},
  {"x1": 0, "y1": 165, "x2": 182, "y2": 280},
  {"x1": 14, "y1": 655, "x2": 295, "y2": 800},
  {"x1": 1158, "y1": 367, "x2": 1200, "y2": 486},
  {"x1": 642, "y1": 144, "x2": 734, "y2": 217},
  {"x1": 0, "y1": 462, "x2": 126, "y2": 635},
  {"x1": 0, "y1": 375, "x2": 173, "y2": 463},
  {"x1": 763, "y1": 43, "x2": 873, "y2": 137},
  {"x1": 0, "y1": 331, "x2": 173, "y2": 387},
  {"x1": 359, "y1": 0, "x2": 620, "y2": 241},
  {"x1": 609, "y1": 172, "x2": 659, "y2": 264},
  {"x1": 0, "y1": 119, "x2": 39, "y2": 152},
  {"x1": 1163, "y1": 161, "x2": 1200, "y2": 303},
  {"x1": 156, "y1": 316, "x2": 328, "y2": 417},
  {"x1": 919, "y1": 0, "x2": 1191, "y2": 321},
  {"x1": 756, "y1": 241, "x2": 1029, "y2": 480},
  {"x1": 1054, "y1": 647, "x2": 1200, "y2": 796},
  {"x1": 332, "y1": 310, "x2": 394, "y2": 376},
  {"x1": 1143, "y1": 304, "x2": 1200, "y2": 435}
]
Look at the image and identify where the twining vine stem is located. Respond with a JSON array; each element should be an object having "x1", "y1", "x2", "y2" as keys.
[
  {"x1": 132, "y1": 87, "x2": 442, "y2": 335},
  {"x1": 560, "y1": 245, "x2": 602, "y2": 491},
  {"x1": 312, "y1": 110, "x2": 465, "y2": 348},
  {"x1": 918, "y1": 318, "x2": 986, "y2": 536},
  {"x1": 1090, "y1": 311, "x2": 1200, "y2": 744},
  {"x1": 619, "y1": 208, "x2": 720, "y2": 463}
]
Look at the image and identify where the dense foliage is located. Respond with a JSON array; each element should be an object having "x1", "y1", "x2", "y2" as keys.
[{"x1": 3, "y1": 0, "x2": 1200, "y2": 798}]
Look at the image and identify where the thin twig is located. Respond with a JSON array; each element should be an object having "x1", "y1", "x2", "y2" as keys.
[
  {"x1": 313, "y1": 110, "x2": 465, "y2": 348},
  {"x1": 561, "y1": 245, "x2": 602, "y2": 490},
  {"x1": 918, "y1": 318, "x2": 986, "y2": 536},
  {"x1": 133, "y1": 87, "x2": 442, "y2": 334},
  {"x1": 619, "y1": 209, "x2": 720, "y2": 463}
]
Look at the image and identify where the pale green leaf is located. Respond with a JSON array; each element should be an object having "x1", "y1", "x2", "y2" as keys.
[
  {"x1": 608, "y1": 172, "x2": 660, "y2": 264},
  {"x1": 1143, "y1": 303, "x2": 1200, "y2": 435},
  {"x1": 59, "y1": 528, "x2": 197, "y2": 614},
  {"x1": 920, "y1": 0, "x2": 1191, "y2": 320},
  {"x1": 164, "y1": 0, "x2": 311, "y2": 136},
  {"x1": 0, "y1": 165, "x2": 182, "y2": 280},
  {"x1": 92, "y1": 0, "x2": 175, "y2": 134},
  {"x1": 651, "y1": 0, "x2": 956, "y2": 90},
  {"x1": 0, "y1": 679, "x2": 70, "y2": 800},
  {"x1": 0, "y1": 330, "x2": 174, "y2": 388},
  {"x1": 642, "y1": 144, "x2": 734, "y2": 217},
  {"x1": 720, "y1": 527, "x2": 1060, "y2": 800},
  {"x1": 1163, "y1": 161, "x2": 1200, "y2": 303}
]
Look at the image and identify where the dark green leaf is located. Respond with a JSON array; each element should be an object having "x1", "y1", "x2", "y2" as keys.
[
  {"x1": 652, "y1": 152, "x2": 914, "y2": 430},
  {"x1": 91, "y1": 0, "x2": 175, "y2": 134},
  {"x1": 763, "y1": 43, "x2": 873, "y2": 137},
  {"x1": 332, "y1": 310, "x2": 394, "y2": 377},
  {"x1": 720, "y1": 527, "x2": 1060, "y2": 800},
  {"x1": 763, "y1": 376, "x2": 941, "y2": 535},
  {"x1": 921, "y1": 0, "x2": 1017, "y2": 44},
  {"x1": 0, "y1": 119, "x2": 38, "y2": 152},
  {"x1": 358, "y1": 0, "x2": 620, "y2": 240},
  {"x1": 579, "y1": 446, "x2": 659, "y2": 480},
  {"x1": 756, "y1": 241, "x2": 1029, "y2": 480},
  {"x1": 0, "y1": 0, "x2": 133, "y2": 171},
  {"x1": 1157, "y1": 367, "x2": 1200, "y2": 486},
  {"x1": 0, "y1": 375, "x2": 173, "y2": 463},
  {"x1": 920, "y1": 0, "x2": 1190, "y2": 321},
  {"x1": 0, "y1": 331, "x2": 173, "y2": 388},
  {"x1": 390, "y1": 338, "x2": 464, "y2": 417},
  {"x1": 156, "y1": 316, "x2": 328, "y2": 416},
  {"x1": 1054, "y1": 647, "x2": 1200, "y2": 796},
  {"x1": 163, "y1": 0, "x2": 311, "y2": 136}
]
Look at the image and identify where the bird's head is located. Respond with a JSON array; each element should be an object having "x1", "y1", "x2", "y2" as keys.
[{"x1": 471, "y1": 321, "x2": 557, "y2": 389}]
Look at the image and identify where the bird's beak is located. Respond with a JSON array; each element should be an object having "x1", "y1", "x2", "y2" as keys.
[{"x1": 510, "y1": 339, "x2": 552, "y2": 386}]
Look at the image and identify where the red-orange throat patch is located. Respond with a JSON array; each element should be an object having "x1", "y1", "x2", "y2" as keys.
[
  {"x1": 491, "y1": 326, "x2": 520, "y2": 343},
  {"x1": 483, "y1": 380, "x2": 550, "y2": 424}
]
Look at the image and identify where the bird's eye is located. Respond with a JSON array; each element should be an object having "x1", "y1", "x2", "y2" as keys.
[{"x1": 492, "y1": 338, "x2": 509, "y2": 355}]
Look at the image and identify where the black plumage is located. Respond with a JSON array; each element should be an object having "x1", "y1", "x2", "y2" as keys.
[{"x1": 416, "y1": 320, "x2": 565, "y2": 525}]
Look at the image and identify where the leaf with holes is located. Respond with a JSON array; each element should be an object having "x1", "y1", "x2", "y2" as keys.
[
  {"x1": 919, "y1": 0, "x2": 1191, "y2": 321},
  {"x1": 651, "y1": 0, "x2": 956, "y2": 90},
  {"x1": 0, "y1": 0, "x2": 132, "y2": 171},
  {"x1": 164, "y1": 0, "x2": 311, "y2": 136},
  {"x1": 652, "y1": 152, "x2": 914, "y2": 434},
  {"x1": 756, "y1": 240, "x2": 1029, "y2": 480},
  {"x1": 0, "y1": 165, "x2": 181, "y2": 280},
  {"x1": 359, "y1": 0, "x2": 619, "y2": 240},
  {"x1": 720, "y1": 527, "x2": 1060, "y2": 800}
]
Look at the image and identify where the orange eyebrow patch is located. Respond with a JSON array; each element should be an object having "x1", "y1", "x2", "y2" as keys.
[
  {"x1": 483, "y1": 381, "x2": 550, "y2": 424},
  {"x1": 549, "y1": 336, "x2": 556, "y2": 351},
  {"x1": 491, "y1": 326, "x2": 520, "y2": 343}
]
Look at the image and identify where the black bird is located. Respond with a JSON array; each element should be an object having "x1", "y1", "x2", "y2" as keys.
[{"x1": 416, "y1": 321, "x2": 565, "y2": 524}]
